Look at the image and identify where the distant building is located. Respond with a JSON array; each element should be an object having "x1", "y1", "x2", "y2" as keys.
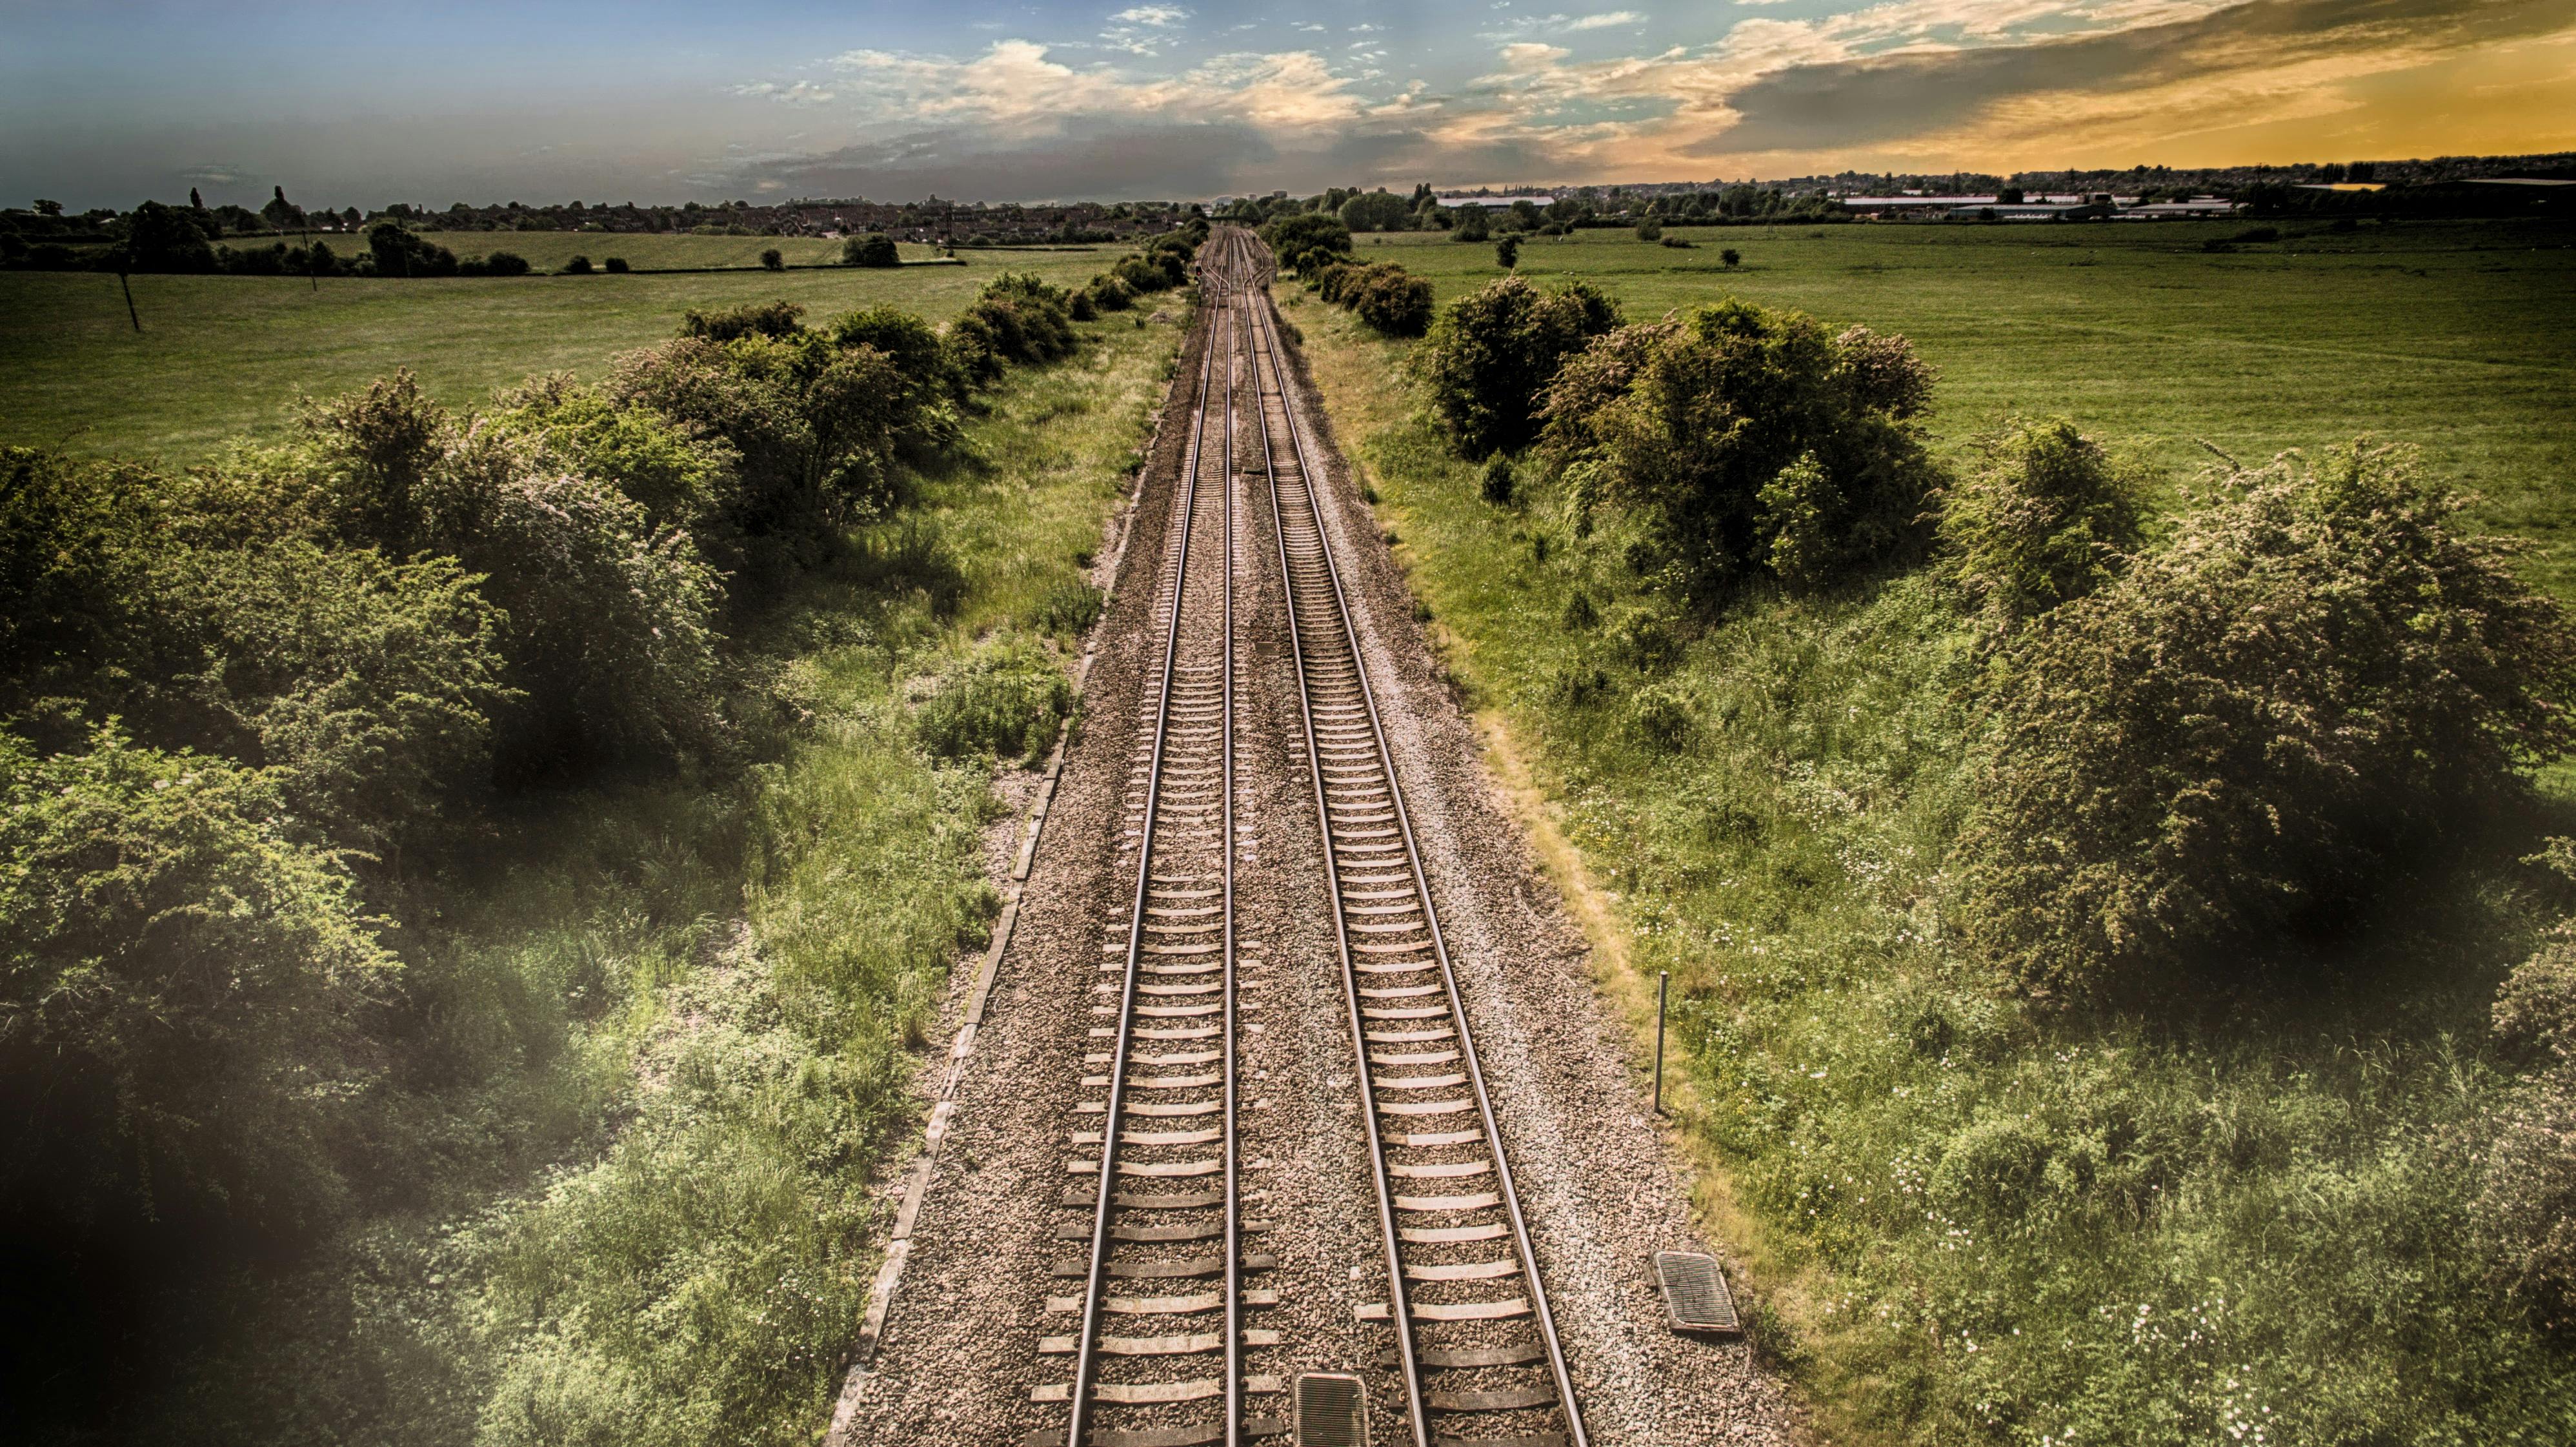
[
  {"x1": 1433, "y1": 194, "x2": 1557, "y2": 208},
  {"x1": 2118, "y1": 198, "x2": 2241, "y2": 218},
  {"x1": 1841, "y1": 192, "x2": 2229, "y2": 220}
]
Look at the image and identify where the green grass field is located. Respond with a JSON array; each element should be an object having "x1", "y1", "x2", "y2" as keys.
[
  {"x1": 1292, "y1": 216, "x2": 2576, "y2": 1445},
  {"x1": 1359, "y1": 218, "x2": 2576, "y2": 585},
  {"x1": 0, "y1": 238, "x2": 1150, "y2": 463}
]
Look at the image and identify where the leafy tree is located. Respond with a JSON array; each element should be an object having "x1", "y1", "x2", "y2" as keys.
[
  {"x1": 561, "y1": 254, "x2": 593, "y2": 275},
  {"x1": 1536, "y1": 299, "x2": 1938, "y2": 592},
  {"x1": 603, "y1": 256, "x2": 629, "y2": 273},
  {"x1": 1338, "y1": 189, "x2": 1411, "y2": 233},
  {"x1": 1420, "y1": 275, "x2": 1621, "y2": 458},
  {"x1": 1258, "y1": 212, "x2": 1350, "y2": 263},
  {"x1": 1721, "y1": 247, "x2": 1742, "y2": 268},
  {"x1": 364, "y1": 222, "x2": 458, "y2": 278},
  {"x1": 1494, "y1": 236, "x2": 1519, "y2": 270},
  {"x1": 1635, "y1": 220, "x2": 1662, "y2": 243},
  {"x1": 261, "y1": 185, "x2": 306, "y2": 232},
  {"x1": 759, "y1": 248, "x2": 784, "y2": 271},
  {"x1": 1453, "y1": 210, "x2": 1490, "y2": 243},
  {"x1": 1938, "y1": 418, "x2": 2145, "y2": 631},
  {"x1": 1956, "y1": 442, "x2": 2576, "y2": 998},
  {"x1": 123, "y1": 200, "x2": 216, "y2": 272},
  {"x1": 843, "y1": 233, "x2": 900, "y2": 268}
]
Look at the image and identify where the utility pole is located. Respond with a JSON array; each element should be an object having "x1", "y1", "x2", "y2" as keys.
[{"x1": 114, "y1": 251, "x2": 141, "y2": 332}]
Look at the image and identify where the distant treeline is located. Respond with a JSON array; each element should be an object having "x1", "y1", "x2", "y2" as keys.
[{"x1": 0, "y1": 186, "x2": 1187, "y2": 270}]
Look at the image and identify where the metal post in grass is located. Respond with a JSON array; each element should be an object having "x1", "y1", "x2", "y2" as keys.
[
  {"x1": 112, "y1": 249, "x2": 140, "y2": 332},
  {"x1": 1653, "y1": 970, "x2": 1669, "y2": 1116}
]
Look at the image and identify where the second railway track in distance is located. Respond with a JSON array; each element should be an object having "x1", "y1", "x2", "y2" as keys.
[{"x1": 1032, "y1": 227, "x2": 1586, "y2": 1447}]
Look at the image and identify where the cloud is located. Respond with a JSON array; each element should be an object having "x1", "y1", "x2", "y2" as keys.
[
  {"x1": 180, "y1": 161, "x2": 249, "y2": 185},
  {"x1": 730, "y1": 80, "x2": 837, "y2": 106},
  {"x1": 1695, "y1": 0, "x2": 2576, "y2": 156},
  {"x1": 826, "y1": 40, "x2": 1365, "y2": 136},
  {"x1": 1485, "y1": 10, "x2": 1651, "y2": 40},
  {"x1": 737, "y1": 116, "x2": 1264, "y2": 201},
  {"x1": 1111, "y1": 5, "x2": 1190, "y2": 23}
]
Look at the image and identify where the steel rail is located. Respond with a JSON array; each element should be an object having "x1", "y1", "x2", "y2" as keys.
[
  {"x1": 1243, "y1": 250, "x2": 1589, "y2": 1447},
  {"x1": 1065, "y1": 237, "x2": 1238, "y2": 1447},
  {"x1": 1218, "y1": 234, "x2": 1242, "y2": 1447}
]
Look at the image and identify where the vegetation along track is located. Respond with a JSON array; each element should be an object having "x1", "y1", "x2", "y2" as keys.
[{"x1": 1023, "y1": 228, "x2": 1589, "y2": 1446}]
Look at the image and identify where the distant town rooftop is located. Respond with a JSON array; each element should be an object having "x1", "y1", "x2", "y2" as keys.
[{"x1": 1434, "y1": 195, "x2": 1558, "y2": 208}]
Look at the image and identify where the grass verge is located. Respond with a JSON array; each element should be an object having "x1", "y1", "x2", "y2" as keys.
[
  {"x1": 1287, "y1": 290, "x2": 2576, "y2": 1446},
  {"x1": 142, "y1": 312, "x2": 1181, "y2": 1447}
]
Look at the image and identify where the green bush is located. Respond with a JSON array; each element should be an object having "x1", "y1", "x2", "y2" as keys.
[
  {"x1": 1480, "y1": 454, "x2": 1516, "y2": 505},
  {"x1": 679, "y1": 299, "x2": 805, "y2": 342},
  {"x1": 1085, "y1": 273, "x2": 1136, "y2": 312},
  {"x1": 1957, "y1": 442, "x2": 2576, "y2": 998},
  {"x1": 152, "y1": 540, "x2": 512, "y2": 861},
  {"x1": 1625, "y1": 682, "x2": 1692, "y2": 748},
  {"x1": 842, "y1": 233, "x2": 899, "y2": 268},
  {"x1": 1420, "y1": 276, "x2": 1621, "y2": 458},
  {"x1": 1536, "y1": 298, "x2": 1938, "y2": 591},
  {"x1": 490, "y1": 373, "x2": 741, "y2": 536},
  {"x1": 291, "y1": 377, "x2": 724, "y2": 772},
  {"x1": 1354, "y1": 268, "x2": 1434, "y2": 338},
  {"x1": 0, "y1": 725, "x2": 396, "y2": 1241},
  {"x1": 1938, "y1": 418, "x2": 2148, "y2": 631},
  {"x1": 612, "y1": 330, "x2": 920, "y2": 552},
  {"x1": 1, "y1": 443, "x2": 514, "y2": 860},
  {"x1": 914, "y1": 637, "x2": 1074, "y2": 765},
  {"x1": 2476, "y1": 845, "x2": 2576, "y2": 1330}
]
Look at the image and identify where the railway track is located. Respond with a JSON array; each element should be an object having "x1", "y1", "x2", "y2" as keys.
[{"x1": 1032, "y1": 227, "x2": 1584, "y2": 1447}]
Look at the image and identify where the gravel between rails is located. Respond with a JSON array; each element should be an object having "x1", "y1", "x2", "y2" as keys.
[{"x1": 830, "y1": 271, "x2": 1794, "y2": 1446}]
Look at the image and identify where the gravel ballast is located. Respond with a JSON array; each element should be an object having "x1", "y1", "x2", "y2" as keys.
[{"x1": 828, "y1": 267, "x2": 1793, "y2": 1446}]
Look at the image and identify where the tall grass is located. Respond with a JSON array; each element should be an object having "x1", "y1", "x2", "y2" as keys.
[{"x1": 1292, "y1": 298, "x2": 2576, "y2": 1444}]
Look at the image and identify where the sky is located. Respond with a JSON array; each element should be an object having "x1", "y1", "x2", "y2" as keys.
[{"x1": 3, "y1": 0, "x2": 2571, "y2": 210}]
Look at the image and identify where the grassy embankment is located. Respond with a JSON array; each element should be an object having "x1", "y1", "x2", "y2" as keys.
[
  {"x1": 130, "y1": 307, "x2": 1182, "y2": 1445},
  {"x1": 1356, "y1": 219, "x2": 2576, "y2": 588},
  {"x1": 0, "y1": 238, "x2": 1134, "y2": 461},
  {"x1": 1287, "y1": 215, "x2": 2576, "y2": 1444}
]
